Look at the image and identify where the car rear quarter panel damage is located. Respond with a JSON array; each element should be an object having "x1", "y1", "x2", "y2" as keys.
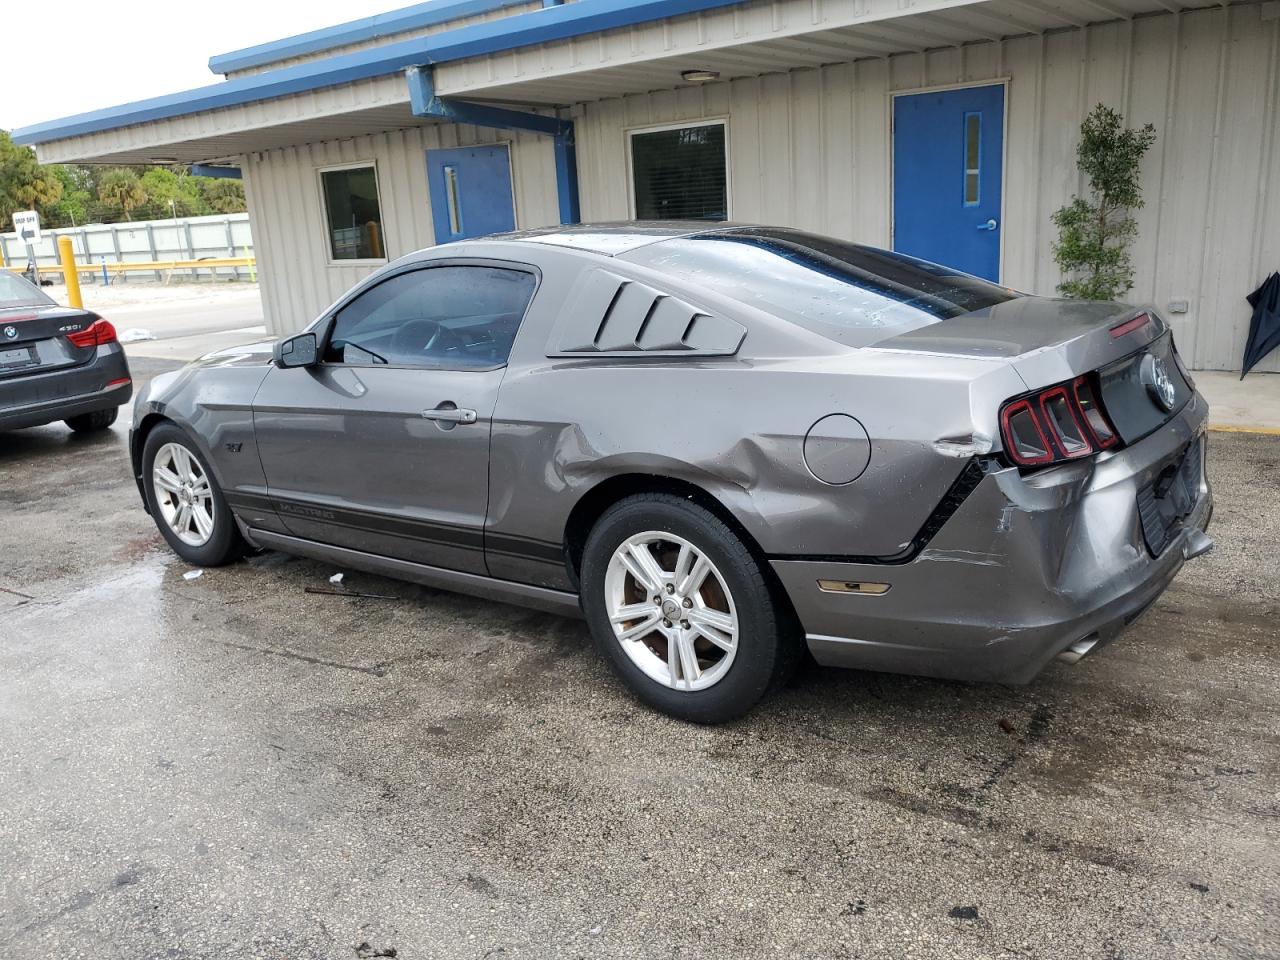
[
  {"x1": 775, "y1": 392, "x2": 1211, "y2": 683},
  {"x1": 477, "y1": 243, "x2": 1030, "y2": 591}
]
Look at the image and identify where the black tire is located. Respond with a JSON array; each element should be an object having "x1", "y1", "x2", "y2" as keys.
[
  {"x1": 141, "y1": 423, "x2": 245, "y2": 567},
  {"x1": 65, "y1": 407, "x2": 118, "y2": 433},
  {"x1": 581, "y1": 493, "x2": 797, "y2": 724}
]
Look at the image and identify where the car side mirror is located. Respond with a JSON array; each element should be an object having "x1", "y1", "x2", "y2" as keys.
[{"x1": 275, "y1": 332, "x2": 318, "y2": 369}]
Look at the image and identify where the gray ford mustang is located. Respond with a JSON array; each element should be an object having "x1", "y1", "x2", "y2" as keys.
[{"x1": 130, "y1": 223, "x2": 1213, "y2": 723}]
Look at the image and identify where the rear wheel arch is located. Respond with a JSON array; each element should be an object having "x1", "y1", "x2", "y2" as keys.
[{"x1": 563, "y1": 474, "x2": 773, "y2": 590}]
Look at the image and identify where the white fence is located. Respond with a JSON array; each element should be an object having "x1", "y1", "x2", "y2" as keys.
[{"x1": 0, "y1": 213, "x2": 254, "y2": 282}]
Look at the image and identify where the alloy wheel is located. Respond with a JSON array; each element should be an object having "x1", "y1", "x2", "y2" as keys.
[
  {"x1": 603, "y1": 531, "x2": 739, "y2": 691},
  {"x1": 152, "y1": 442, "x2": 215, "y2": 547}
]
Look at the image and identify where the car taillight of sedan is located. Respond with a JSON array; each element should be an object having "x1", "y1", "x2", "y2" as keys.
[
  {"x1": 999, "y1": 374, "x2": 1119, "y2": 468},
  {"x1": 66, "y1": 319, "x2": 119, "y2": 348}
]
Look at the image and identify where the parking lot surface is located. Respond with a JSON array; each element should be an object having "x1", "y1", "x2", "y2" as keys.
[{"x1": 2, "y1": 357, "x2": 1278, "y2": 959}]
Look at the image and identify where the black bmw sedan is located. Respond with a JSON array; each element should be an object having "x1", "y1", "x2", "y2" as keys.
[{"x1": 0, "y1": 271, "x2": 131, "y2": 434}]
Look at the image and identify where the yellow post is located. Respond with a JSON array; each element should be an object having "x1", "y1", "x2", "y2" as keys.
[
  {"x1": 57, "y1": 236, "x2": 83, "y2": 309},
  {"x1": 364, "y1": 220, "x2": 383, "y2": 260},
  {"x1": 242, "y1": 246, "x2": 256, "y2": 283}
]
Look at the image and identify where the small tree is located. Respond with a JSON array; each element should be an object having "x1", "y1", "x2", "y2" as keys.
[
  {"x1": 1051, "y1": 104, "x2": 1157, "y2": 301},
  {"x1": 97, "y1": 168, "x2": 147, "y2": 221},
  {"x1": 200, "y1": 178, "x2": 246, "y2": 214}
]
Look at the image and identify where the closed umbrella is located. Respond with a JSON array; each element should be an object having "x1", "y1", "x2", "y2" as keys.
[{"x1": 1241, "y1": 271, "x2": 1280, "y2": 378}]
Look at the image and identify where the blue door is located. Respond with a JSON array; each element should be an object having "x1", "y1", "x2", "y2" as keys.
[
  {"x1": 425, "y1": 144, "x2": 516, "y2": 245},
  {"x1": 893, "y1": 85, "x2": 1004, "y2": 281}
]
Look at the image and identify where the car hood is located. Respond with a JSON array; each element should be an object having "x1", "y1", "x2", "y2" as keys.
[
  {"x1": 187, "y1": 337, "x2": 276, "y2": 369},
  {"x1": 869, "y1": 296, "x2": 1167, "y2": 390}
]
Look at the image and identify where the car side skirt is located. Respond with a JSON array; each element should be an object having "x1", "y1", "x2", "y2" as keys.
[{"x1": 244, "y1": 528, "x2": 584, "y2": 619}]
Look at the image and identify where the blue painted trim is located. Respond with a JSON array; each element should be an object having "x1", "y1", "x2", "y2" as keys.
[
  {"x1": 208, "y1": 0, "x2": 527, "y2": 75},
  {"x1": 190, "y1": 163, "x2": 242, "y2": 179},
  {"x1": 552, "y1": 130, "x2": 580, "y2": 224},
  {"x1": 408, "y1": 66, "x2": 579, "y2": 224},
  {"x1": 406, "y1": 65, "x2": 569, "y2": 137},
  {"x1": 12, "y1": 0, "x2": 743, "y2": 146}
]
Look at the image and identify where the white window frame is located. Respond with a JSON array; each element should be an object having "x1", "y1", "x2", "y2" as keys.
[
  {"x1": 316, "y1": 159, "x2": 389, "y2": 267},
  {"x1": 624, "y1": 118, "x2": 731, "y2": 221}
]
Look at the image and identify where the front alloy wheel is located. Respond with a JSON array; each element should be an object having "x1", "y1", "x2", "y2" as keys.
[
  {"x1": 152, "y1": 442, "x2": 215, "y2": 547},
  {"x1": 141, "y1": 423, "x2": 245, "y2": 567}
]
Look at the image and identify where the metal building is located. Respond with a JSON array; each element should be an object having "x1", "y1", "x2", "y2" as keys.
[{"x1": 14, "y1": 0, "x2": 1280, "y2": 372}]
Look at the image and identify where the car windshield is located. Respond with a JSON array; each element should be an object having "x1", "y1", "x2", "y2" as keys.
[
  {"x1": 620, "y1": 227, "x2": 1021, "y2": 347},
  {"x1": 0, "y1": 271, "x2": 55, "y2": 309}
]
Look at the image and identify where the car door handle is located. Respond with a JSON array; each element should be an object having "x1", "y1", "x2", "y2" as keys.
[
  {"x1": 977, "y1": 219, "x2": 999, "y2": 231},
  {"x1": 423, "y1": 405, "x2": 477, "y2": 424}
]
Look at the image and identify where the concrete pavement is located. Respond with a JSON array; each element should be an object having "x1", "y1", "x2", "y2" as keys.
[{"x1": 1191, "y1": 370, "x2": 1280, "y2": 435}]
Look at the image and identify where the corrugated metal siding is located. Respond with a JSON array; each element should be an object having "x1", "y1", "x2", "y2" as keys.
[
  {"x1": 575, "y1": 3, "x2": 1280, "y2": 372},
  {"x1": 243, "y1": 124, "x2": 558, "y2": 333}
]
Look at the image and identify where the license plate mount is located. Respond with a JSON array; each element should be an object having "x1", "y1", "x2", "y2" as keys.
[
  {"x1": 1136, "y1": 436, "x2": 1203, "y2": 556},
  {"x1": 0, "y1": 345, "x2": 37, "y2": 370}
]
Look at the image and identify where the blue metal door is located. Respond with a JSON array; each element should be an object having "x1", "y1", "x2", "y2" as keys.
[
  {"x1": 893, "y1": 84, "x2": 1004, "y2": 281},
  {"x1": 425, "y1": 144, "x2": 516, "y2": 244}
]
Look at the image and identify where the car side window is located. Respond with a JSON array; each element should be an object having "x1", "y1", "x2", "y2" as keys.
[{"x1": 324, "y1": 265, "x2": 537, "y2": 369}]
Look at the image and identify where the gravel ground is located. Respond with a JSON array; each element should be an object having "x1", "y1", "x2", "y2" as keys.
[{"x1": 1, "y1": 359, "x2": 1277, "y2": 960}]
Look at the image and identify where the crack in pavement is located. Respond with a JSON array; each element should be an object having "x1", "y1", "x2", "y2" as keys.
[{"x1": 212, "y1": 639, "x2": 390, "y2": 676}]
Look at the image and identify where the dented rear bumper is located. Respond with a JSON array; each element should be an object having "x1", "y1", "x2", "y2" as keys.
[{"x1": 773, "y1": 392, "x2": 1213, "y2": 684}]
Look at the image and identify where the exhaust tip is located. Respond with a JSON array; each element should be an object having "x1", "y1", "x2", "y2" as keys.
[
  {"x1": 1056, "y1": 635, "x2": 1100, "y2": 665},
  {"x1": 1182, "y1": 528, "x2": 1213, "y2": 560}
]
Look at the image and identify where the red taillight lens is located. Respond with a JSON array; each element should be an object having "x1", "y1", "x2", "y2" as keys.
[
  {"x1": 66, "y1": 319, "x2": 117, "y2": 348},
  {"x1": 1000, "y1": 375, "x2": 1119, "y2": 468},
  {"x1": 1000, "y1": 399, "x2": 1054, "y2": 465},
  {"x1": 1072, "y1": 376, "x2": 1117, "y2": 448}
]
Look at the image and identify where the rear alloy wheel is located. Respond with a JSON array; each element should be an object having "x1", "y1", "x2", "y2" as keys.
[
  {"x1": 142, "y1": 424, "x2": 245, "y2": 567},
  {"x1": 604, "y1": 531, "x2": 740, "y2": 692},
  {"x1": 65, "y1": 407, "x2": 118, "y2": 433},
  {"x1": 581, "y1": 494, "x2": 794, "y2": 723}
]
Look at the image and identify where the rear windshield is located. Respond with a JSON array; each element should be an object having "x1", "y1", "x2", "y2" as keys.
[
  {"x1": 0, "y1": 271, "x2": 54, "y2": 309},
  {"x1": 620, "y1": 227, "x2": 1020, "y2": 347}
]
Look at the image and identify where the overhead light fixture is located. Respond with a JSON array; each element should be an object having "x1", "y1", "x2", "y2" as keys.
[
  {"x1": 149, "y1": 157, "x2": 179, "y2": 164},
  {"x1": 680, "y1": 70, "x2": 720, "y2": 83}
]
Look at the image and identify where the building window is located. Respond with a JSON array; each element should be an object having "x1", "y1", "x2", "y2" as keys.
[
  {"x1": 630, "y1": 121, "x2": 728, "y2": 221},
  {"x1": 320, "y1": 165, "x2": 385, "y2": 261},
  {"x1": 963, "y1": 112, "x2": 981, "y2": 206}
]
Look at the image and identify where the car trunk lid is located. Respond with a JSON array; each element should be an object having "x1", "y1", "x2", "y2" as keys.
[
  {"x1": 871, "y1": 297, "x2": 1194, "y2": 445},
  {"x1": 0, "y1": 306, "x2": 104, "y2": 380}
]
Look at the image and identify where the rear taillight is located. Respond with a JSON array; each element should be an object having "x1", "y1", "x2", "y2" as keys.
[
  {"x1": 999, "y1": 375, "x2": 1119, "y2": 468},
  {"x1": 66, "y1": 319, "x2": 117, "y2": 348}
]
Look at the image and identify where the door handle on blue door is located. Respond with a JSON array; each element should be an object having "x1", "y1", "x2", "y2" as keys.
[{"x1": 977, "y1": 219, "x2": 999, "y2": 231}]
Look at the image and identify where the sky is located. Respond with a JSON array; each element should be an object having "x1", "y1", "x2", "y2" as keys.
[{"x1": 1, "y1": 0, "x2": 391, "y2": 132}]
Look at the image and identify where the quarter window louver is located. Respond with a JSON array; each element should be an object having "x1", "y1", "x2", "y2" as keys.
[{"x1": 630, "y1": 122, "x2": 728, "y2": 221}]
